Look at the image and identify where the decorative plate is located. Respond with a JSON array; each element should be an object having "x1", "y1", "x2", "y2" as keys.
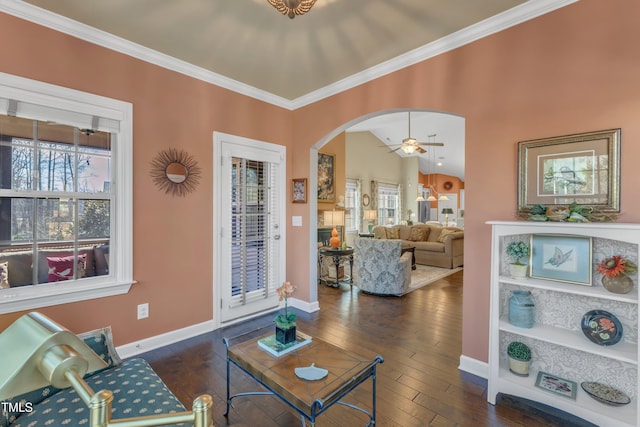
[
  {"x1": 443, "y1": 181, "x2": 453, "y2": 190},
  {"x1": 295, "y1": 363, "x2": 328, "y2": 381},
  {"x1": 581, "y1": 382, "x2": 631, "y2": 406},
  {"x1": 580, "y1": 310, "x2": 623, "y2": 346}
]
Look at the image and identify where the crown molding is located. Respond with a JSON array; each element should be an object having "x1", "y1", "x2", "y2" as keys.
[
  {"x1": 290, "y1": 0, "x2": 578, "y2": 109},
  {"x1": 1, "y1": 0, "x2": 577, "y2": 111},
  {"x1": 0, "y1": 0, "x2": 291, "y2": 108}
]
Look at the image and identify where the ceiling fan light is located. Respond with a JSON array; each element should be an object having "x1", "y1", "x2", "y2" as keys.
[{"x1": 401, "y1": 144, "x2": 416, "y2": 154}]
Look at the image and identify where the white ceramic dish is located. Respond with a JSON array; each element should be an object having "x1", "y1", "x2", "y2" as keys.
[{"x1": 295, "y1": 363, "x2": 328, "y2": 381}]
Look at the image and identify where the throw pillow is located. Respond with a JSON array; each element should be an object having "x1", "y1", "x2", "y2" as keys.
[
  {"x1": 47, "y1": 254, "x2": 87, "y2": 282},
  {"x1": 408, "y1": 228, "x2": 426, "y2": 242},
  {"x1": 438, "y1": 229, "x2": 457, "y2": 243},
  {"x1": 0, "y1": 261, "x2": 8, "y2": 289},
  {"x1": 386, "y1": 227, "x2": 400, "y2": 239}
]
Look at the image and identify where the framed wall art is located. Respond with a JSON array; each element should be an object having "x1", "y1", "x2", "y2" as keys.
[
  {"x1": 535, "y1": 371, "x2": 577, "y2": 400},
  {"x1": 317, "y1": 153, "x2": 335, "y2": 202},
  {"x1": 292, "y1": 178, "x2": 307, "y2": 203},
  {"x1": 518, "y1": 129, "x2": 620, "y2": 215},
  {"x1": 530, "y1": 234, "x2": 592, "y2": 285}
]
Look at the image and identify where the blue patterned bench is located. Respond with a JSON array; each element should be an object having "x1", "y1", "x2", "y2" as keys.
[
  {"x1": 7, "y1": 358, "x2": 188, "y2": 427},
  {"x1": 1, "y1": 320, "x2": 203, "y2": 427}
]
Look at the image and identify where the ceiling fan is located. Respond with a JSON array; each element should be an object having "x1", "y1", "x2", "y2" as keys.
[{"x1": 386, "y1": 112, "x2": 444, "y2": 154}]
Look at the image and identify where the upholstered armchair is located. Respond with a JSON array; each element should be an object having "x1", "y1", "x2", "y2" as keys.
[{"x1": 352, "y1": 238, "x2": 412, "y2": 296}]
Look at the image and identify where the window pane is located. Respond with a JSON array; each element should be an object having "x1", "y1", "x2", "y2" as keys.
[
  {"x1": 78, "y1": 131, "x2": 112, "y2": 193},
  {"x1": 79, "y1": 199, "x2": 110, "y2": 239},
  {"x1": 0, "y1": 197, "x2": 34, "y2": 243},
  {"x1": 37, "y1": 198, "x2": 76, "y2": 241},
  {"x1": 37, "y1": 145, "x2": 76, "y2": 192}
]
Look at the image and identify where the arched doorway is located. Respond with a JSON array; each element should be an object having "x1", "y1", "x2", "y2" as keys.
[{"x1": 309, "y1": 109, "x2": 465, "y2": 303}]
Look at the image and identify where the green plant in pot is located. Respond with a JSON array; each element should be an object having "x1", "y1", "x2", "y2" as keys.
[
  {"x1": 507, "y1": 341, "x2": 532, "y2": 377},
  {"x1": 506, "y1": 240, "x2": 530, "y2": 279},
  {"x1": 274, "y1": 281, "x2": 297, "y2": 345}
]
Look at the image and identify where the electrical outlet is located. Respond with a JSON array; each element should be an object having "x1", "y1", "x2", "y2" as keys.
[{"x1": 137, "y1": 303, "x2": 149, "y2": 319}]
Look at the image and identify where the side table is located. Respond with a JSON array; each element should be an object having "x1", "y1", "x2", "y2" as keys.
[
  {"x1": 318, "y1": 246, "x2": 354, "y2": 288},
  {"x1": 401, "y1": 244, "x2": 417, "y2": 270}
]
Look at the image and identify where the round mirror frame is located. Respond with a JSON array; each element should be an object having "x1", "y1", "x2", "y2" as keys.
[
  {"x1": 150, "y1": 148, "x2": 201, "y2": 197},
  {"x1": 362, "y1": 194, "x2": 370, "y2": 207}
]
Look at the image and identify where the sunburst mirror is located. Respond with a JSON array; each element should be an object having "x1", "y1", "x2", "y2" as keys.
[{"x1": 150, "y1": 148, "x2": 201, "y2": 197}]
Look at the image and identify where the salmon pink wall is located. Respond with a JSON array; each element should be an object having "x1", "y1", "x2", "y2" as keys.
[
  {"x1": 0, "y1": 13, "x2": 292, "y2": 344},
  {"x1": 2, "y1": 0, "x2": 640, "y2": 367},
  {"x1": 289, "y1": 0, "x2": 640, "y2": 362}
]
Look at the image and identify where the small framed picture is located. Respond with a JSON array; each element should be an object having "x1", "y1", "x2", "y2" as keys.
[
  {"x1": 535, "y1": 371, "x2": 577, "y2": 400},
  {"x1": 292, "y1": 178, "x2": 307, "y2": 203},
  {"x1": 530, "y1": 234, "x2": 592, "y2": 285}
]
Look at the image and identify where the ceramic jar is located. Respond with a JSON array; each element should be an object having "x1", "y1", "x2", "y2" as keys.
[
  {"x1": 602, "y1": 274, "x2": 634, "y2": 294},
  {"x1": 509, "y1": 290, "x2": 535, "y2": 328}
]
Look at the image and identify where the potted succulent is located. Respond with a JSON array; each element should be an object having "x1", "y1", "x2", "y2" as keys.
[
  {"x1": 597, "y1": 255, "x2": 637, "y2": 294},
  {"x1": 274, "y1": 281, "x2": 297, "y2": 345},
  {"x1": 506, "y1": 240, "x2": 530, "y2": 279},
  {"x1": 507, "y1": 341, "x2": 532, "y2": 377}
]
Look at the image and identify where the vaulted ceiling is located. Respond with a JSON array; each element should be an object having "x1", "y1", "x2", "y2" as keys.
[{"x1": 7, "y1": 0, "x2": 574, "y2": 178}]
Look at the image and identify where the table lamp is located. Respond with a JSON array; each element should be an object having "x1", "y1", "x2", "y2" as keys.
[
  {"x1": 364, "y1": 210, "x2": 377, "y2": 233},
  {"x1": 323, "y1": 210, "x2": 345, "y2": 248},
  {"x1": 441, "y1": 208, "x2": 454, "y2": 227}
]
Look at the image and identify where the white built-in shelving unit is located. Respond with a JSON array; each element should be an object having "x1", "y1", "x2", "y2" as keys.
[{"x1": 488, "y1": 221, "x2": 640, "y2": 427}]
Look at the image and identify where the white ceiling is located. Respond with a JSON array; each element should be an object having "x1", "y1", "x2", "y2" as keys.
[
  {"x1": 6, "y1": 0, "x2": 575, "y2": 179},
  {"x1": 347, "y1": 110, "x2": 465, "y2": 179}
]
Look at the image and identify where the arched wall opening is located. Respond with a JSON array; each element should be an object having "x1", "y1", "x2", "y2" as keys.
[{"x1": 307, "y1": 108, "x2": 466, "y2": 304}]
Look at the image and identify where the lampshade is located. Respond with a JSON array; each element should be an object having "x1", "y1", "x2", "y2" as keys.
[
  {"x1": 324, "y1": 210, "x2": 344, "y2": 248},
  {"x1": 416, "y1": 195, "x2": 425, "y2": 202},
  {"x1": 364, "y1": 210, "x2": 377, "y2": 221},
  {"x1": 323, "y1": 210, "x2": 345, "y2": 226},
  {"x1": 441, "y1": 208, "x2": 454, "y2": 214},
  {"x1": 439, "y1": 194, "x2": 450, "y2": 201},
  {"x1": 426, "y1": 195, "x2": 437, "y2": 202}
]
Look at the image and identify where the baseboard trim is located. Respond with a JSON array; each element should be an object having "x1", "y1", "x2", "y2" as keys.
[
  {"x1": 458, "y1": 354, "x2": 489, "y2": 379},
  {"x1": 289, "y1": 296, "x2": 320, "y2": 313},
  {"x1": 116, "y1": 299, "x2": 319, "y2": 359},
  {"x1": 116, "y1": 320, "x2": 215, "y2": 359}
]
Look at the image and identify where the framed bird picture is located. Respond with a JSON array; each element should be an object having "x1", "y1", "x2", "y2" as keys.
[
  {"x1": 530, "y1": 234, "x2": 592, "y2": 285},
  {"x1": 517, "y1": 129, "x2": 620, "y2": 217}
]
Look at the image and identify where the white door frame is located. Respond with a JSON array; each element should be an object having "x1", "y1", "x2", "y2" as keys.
[{"x1": 212, "y1": 132, "x2": 286, "y2": 328}]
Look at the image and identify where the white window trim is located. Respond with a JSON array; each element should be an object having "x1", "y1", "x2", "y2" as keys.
[{"x1": 0, "y1": 72, "x2": 133, "y2": 314}]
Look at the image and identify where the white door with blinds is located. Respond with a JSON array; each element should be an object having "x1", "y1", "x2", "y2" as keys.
[{"x1": 214, "y1": 132, "x2": 286, "y2": 324}]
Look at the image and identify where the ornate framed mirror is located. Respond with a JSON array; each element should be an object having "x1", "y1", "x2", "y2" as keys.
[{"x1": 150, "y1": 148, "x2": 201, "y2": 197}]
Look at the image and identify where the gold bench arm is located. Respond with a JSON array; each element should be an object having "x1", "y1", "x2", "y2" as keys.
[{"x1": 0, "y1": 313, "x2": 213, "y2": 427}]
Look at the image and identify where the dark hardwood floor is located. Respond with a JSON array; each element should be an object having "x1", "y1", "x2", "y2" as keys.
[{"x1": 138, "y1": 272, "x2": 594, "y2": 427}]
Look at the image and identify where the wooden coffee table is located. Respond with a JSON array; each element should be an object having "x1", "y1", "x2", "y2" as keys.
[{"x1": 223, "y1": 329, "x2": 383, "y2": 426}]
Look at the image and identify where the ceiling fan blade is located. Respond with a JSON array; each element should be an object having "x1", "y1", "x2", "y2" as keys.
[
  {"x1": 416, "y1": 142, "x2": 444, "y2": 146},
  {"x1": 416, "y1": 147, "x2": 427, "y2": 153},
  {"x1": 388, "y1": 146, "x2": 404, "y2": 153}
]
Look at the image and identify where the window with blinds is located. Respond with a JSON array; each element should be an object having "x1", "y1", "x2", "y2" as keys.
[
  {"x1": 0, "y1": 72, "x2": 132, "y2": 314},
  {"x1": 229, "y1": 157, "x2": 278, "y2": 308},
  {"x1": 345, "y1": 178, "x2": 359, "y2": 232},
  {"x1": 377, "y1": 183, "x2": 399, "y2": 225}
]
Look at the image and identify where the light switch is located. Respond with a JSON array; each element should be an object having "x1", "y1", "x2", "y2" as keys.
[{"x1": 292, "y1": 216, "x2": 302, "y2": 227}]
